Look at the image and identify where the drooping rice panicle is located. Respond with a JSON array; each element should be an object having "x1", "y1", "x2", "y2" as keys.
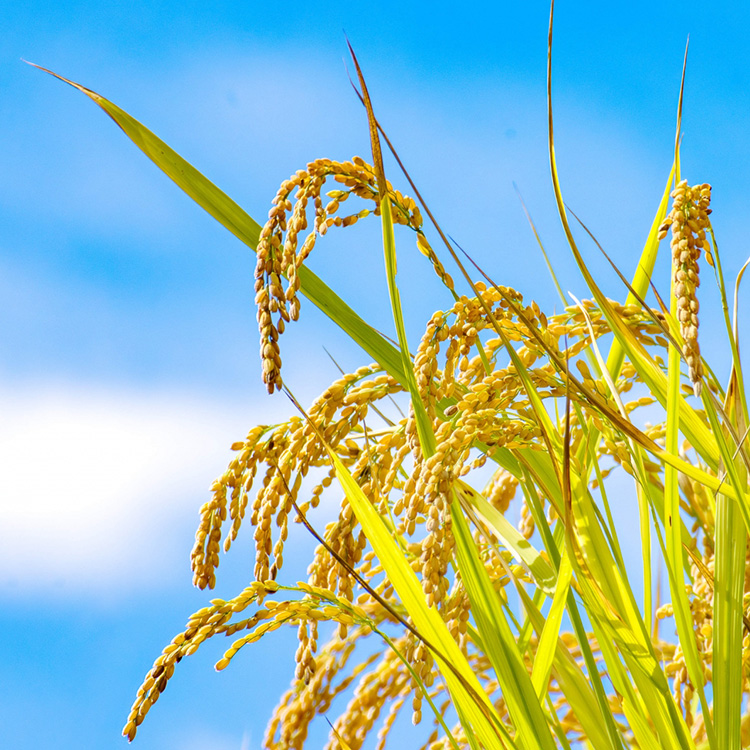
[
  {"x1": 139, "y1": 256, "x2": 711, "y2": 748},
  {"x1": 253, "y1": 157, "x2": 451, "y2": 393}
]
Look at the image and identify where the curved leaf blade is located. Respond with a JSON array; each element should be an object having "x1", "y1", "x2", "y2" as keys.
[{"x1": 29, "y1": 63, "x2": 409, "y2": 387}]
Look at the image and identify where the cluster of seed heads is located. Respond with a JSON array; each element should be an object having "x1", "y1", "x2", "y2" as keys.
[
  {"x1": 173, "y1": 282, "x2": 675, "y2": 747},
  {"x1": 126, "y1": 162, "x2": 732, "y2": 750},
  {"x1": 658, "y1": 180, "x2": 713, "y2": 397},
  {"x1": 253, "y1": 156, "x2": 451, "y2": 393}
]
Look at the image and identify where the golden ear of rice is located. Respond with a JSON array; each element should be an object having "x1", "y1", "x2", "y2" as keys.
[
  {"x1": 659, "y1": 180, "x2": 712, "y2": 397},
  {"x1": 253, "y1": 159, "x2": 427, "y2": 393}
]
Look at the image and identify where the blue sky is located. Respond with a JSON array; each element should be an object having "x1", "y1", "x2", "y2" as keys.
[{"x1": 2, "y1": 1, "x2": 750, "y2": 748}]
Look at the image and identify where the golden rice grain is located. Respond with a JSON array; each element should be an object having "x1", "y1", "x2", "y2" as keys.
[
  {"x1": 131, "y1": 257, "x2": 716, "y2": 747},
  {"x1": 659, "y1": 180, "x2": 713, "y2": 397}
]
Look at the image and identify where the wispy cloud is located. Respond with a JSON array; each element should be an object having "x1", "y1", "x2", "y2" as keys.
[{"x1": 0, "y1": 383, "x2": 280, "y2": 599}]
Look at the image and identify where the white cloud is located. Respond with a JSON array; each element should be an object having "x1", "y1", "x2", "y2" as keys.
[{"x1": 0, "y1": 383, "x2": 282, "y2": 599}]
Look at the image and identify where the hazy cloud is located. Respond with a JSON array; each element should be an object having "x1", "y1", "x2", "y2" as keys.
[{"x1": 0, "y1": 383, "x2": 279, "y2": 598}]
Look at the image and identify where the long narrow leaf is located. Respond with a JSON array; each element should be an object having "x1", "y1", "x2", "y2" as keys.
[
  {"x1": 664, "y1": 242, "x2": 716, "y2": 745},
  {"x1": 327, "y1": 451, "x2": 510, "y2": 750},
  {"x1": 30, "y1": 63, "x2": 410, "y2": 389},
  {"x1": 347, "y1": 43, "x2": 436, "y2": 455},
  {"x1": 456, "y1": 480, "x2": 557, "y2": 594},
  {"x1": 515, "y1": 585, "x2": 619, "y2": 750},
  {"x1": 710, "y1": 372, "x2": 746, "y2": 748},
  {"x1": 451, "y1": 501, "x2": 558, "y2": 750},
  {"x1": 531, "y1": 549, "x2": 572, "y2": 698}
]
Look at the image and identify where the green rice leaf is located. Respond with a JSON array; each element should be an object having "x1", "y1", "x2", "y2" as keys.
[
  {"x1": 659, "y1": 83, "x2": 733, "y2": 745},
  {"x1": 296, "y1": 265, "x2": 407, "y2": 384},
  {"x1": 516, "y1": 585, "x2": 620, "y2": 750},
  {"x1": 706, "y1": 373, "x2": 746, "y2": 747},
  {"x1": 348, "y1": 44, "x2": 436, "y2": 456},
  {"x1": 564, "y1": 508, "x2": 696, "y2": 750},
  {"x1": 571, "y1": 557, "x2": 694, "y2": 750},
  {"x1": 450, "y1": 500, "x2": 558, "y2": 750},
  {"x1": 543, "y1": 42, "x2": 719, "y2": 472},
  {"x1": 28, "y1": 63, "x2": 263, "y2": 249},
  {"x1": 605, "y1": 164, "x2": 674, "y2": 382},
  {"x1": 713, "y1": 488, "x2": 745, "y2": 749},
  {"x1": 557, "y1": 364, "x2": 693, "y2": 750},
  {"x1": 661, "y1": 243, "x2": 716, "y2": 747},
  {"x1": 30, "y1": 63, "x2": 410, "y2": 389},
  {"x1": 378, "y1": 193, "x2": 435, "y2": 451},
  {"x1": 587, "y1": 614, "x2": 665, "y2": 750}
]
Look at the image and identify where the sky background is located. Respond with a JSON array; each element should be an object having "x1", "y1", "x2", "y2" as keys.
[{"x1": 2, "y1": 1, "x2": 750, "y2": 748}]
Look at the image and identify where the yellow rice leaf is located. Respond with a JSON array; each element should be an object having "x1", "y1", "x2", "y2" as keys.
[
  {"x1": 349, "y1": 46, "x2": 436, "y2": 456},
  {"x1": 542, "y1": 35, "x2": 718, "y2": 472},
  {"x1": 378, "y1": 194, "x2": 436, "y2": 454},
  {"x1": 707, "y1": 372, "x2": 746, "y2": 748},
  {"x1": 586, "y1": 614, "x2": 665, "y2": 750},
  {"x1": 562, "y1": 486, "x2": 696, "y2": 749},
  {"x1": 515, "y1": 586, "x2": 618, "y2": 750},
  {"x1": 605, "y1": 165, "x2": 675, "y2": 379},
  {"x1": 554, "y1": 365, "x2": 693, "y2": 750},
  {"x1": 663, "y1": 278, "x2": 715, "y2": 747},
  {"x1": 531, "y1": 549, "x2": 572, "y2": 698},
  {"x1": 570, "y1": 556, "x2": 694, "y2": 750},
  {"x1": 456, "y1": 480, "x2": 557, "y2": 595},
  {"x1": 327, "y1": 450, "x2": 510, "y2": 750},
  {"x1": 587, "y1": 297, "x2": 716, "y2": 470},
  {"x1": 713, "y1": 492, "x2": 745, "y2": 748},
  {"x1": 450, "y1": 501, "x2": 558, "y2": 750},
  {"x1": 352, "y1": 55, "x2": 554, "y2": 747}
]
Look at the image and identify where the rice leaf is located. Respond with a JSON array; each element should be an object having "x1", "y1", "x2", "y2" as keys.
[
  {"x1": 566, "y1": 523, "x2": 695, "y2": 750},
  {"x1": 347, "y1": 43, "x2": 436, "y2": 456},
  {"x1": 531, "y1": 549, "x2": 572, "y2": 698},
  {"x1": 707, "y1": 372, "x2": 746, "y2": 747},
  {"x1": 662, "y1": 445, "x2": 714, "y2": 740},
  {"x1": 327, "y1": 450, "x2": 511, "y2": 750},
  {"x1": 543, "y1": 40, "x2": 719, "y2": 471},
  {"x1": 450, "y1": 501, "x2": 558, "y2": 750},
  {"x1": 588, "y1": 614, "x2": 666, "y2": 750},
  {"x1": 516, "y1": 585, "x2": 621, "y2": 750},
  {"x1": 350, "y1": 52, "x2": 558, "y2": 746},
  {"x1": 29, "y1": 63, "x2": 409, "y2": 389},
  {"x1": 729, "y1": 260, "x2": 750, "y2": 423},
  {"x1": 555, "y1": 299, "x2": 692, "y2": 750},
  {"x1": 662, "y1": 219, "x2": 716, "y2": 746},
  {"x1": 713, "y1": 488, "x2": 745, "y2": 748},
  {"x1": 455, "y1": 480, "x2": 557, "y2": 594},
  {"x1": 605, "y1": 164, "x2": 674, "y2": 379}
]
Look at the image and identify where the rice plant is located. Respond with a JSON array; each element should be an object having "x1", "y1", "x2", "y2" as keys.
[{"x1": 35, "y1": 4, "x2": 750, "y2": 748}]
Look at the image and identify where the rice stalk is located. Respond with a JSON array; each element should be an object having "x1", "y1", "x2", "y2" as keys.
[{"x1": 32, "y1": 8, "x2": 750, "y2": 749}]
